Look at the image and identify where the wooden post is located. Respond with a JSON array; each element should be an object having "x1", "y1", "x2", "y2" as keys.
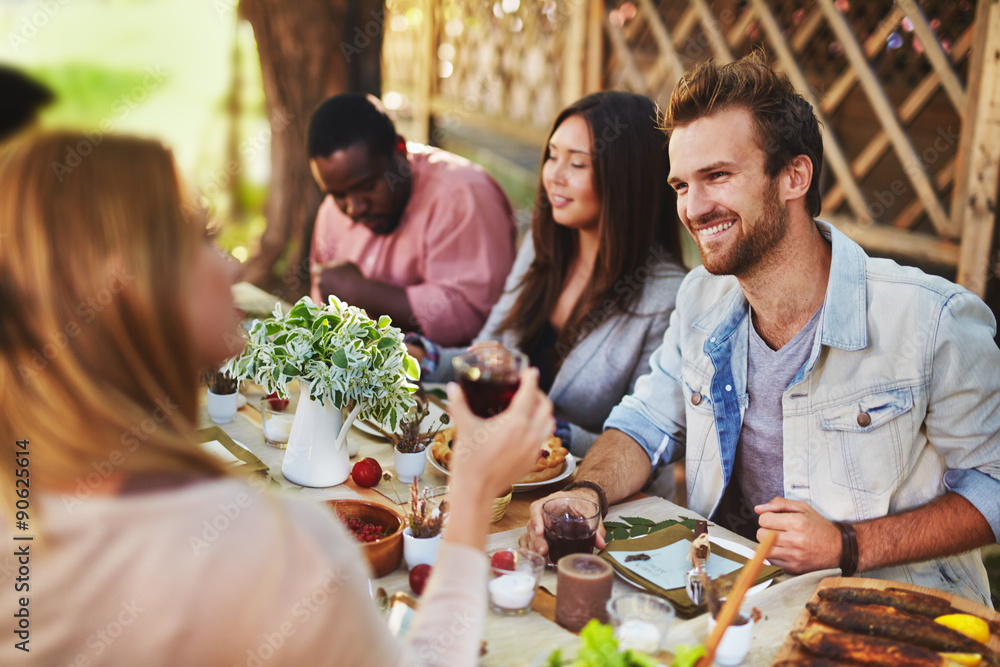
[
  {"x1": 562, "y1": 0, "x2": 587, "y2": 107},
  {"x1": 585, "y1": 0, "x2": 604, "y2": 94},
  {"x1": 411, "y1": 0, "x2": 435, "y2": 144},
  {"x1": 955, "y1": 0, "x2": 1000, "y2": 297}
]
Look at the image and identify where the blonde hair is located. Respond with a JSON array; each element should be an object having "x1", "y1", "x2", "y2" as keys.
[{"x1": 0, "y1": 132, "x2": 228, "y2": 519}]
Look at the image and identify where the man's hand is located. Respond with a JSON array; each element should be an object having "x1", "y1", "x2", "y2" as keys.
[
  {"x1": 755, "y1": 497, "x2": 841, "y2": 573},
  {"x1": 519, "y1": 490, "x2": 608, "y2": 556},
  {"x1": 312, "y1": 260, "x2": 365, "y2": 302}
]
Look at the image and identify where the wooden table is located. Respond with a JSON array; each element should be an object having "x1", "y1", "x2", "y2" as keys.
[{"x1": 201, "y1": 386, "x2": 831, "y2": 666}]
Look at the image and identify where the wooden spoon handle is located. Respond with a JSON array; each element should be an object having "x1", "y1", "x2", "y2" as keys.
[{"x1": 696, "y1": 530, "x2": 778, "y2": 667}]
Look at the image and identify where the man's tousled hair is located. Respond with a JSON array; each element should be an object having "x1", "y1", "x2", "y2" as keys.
[{"x1": 663, "y1": 51, "x2": 824, "y2": 217}]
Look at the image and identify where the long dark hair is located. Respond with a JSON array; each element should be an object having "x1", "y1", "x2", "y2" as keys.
[{"x1": 497, "y1": 91, "x2": 682, "y2": 359}]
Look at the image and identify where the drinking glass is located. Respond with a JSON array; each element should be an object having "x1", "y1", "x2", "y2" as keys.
[
  {"x1": 261, "y1": 401, "x2": 295, "y2": 449},
  {"x1": 452, "y1": 347, "x2": 528, "y2": 418},
  {"x1": 606, "y1": 593, "x2": 676, "y2": 654},
  {"x1": 486, "y1": 547, "x2": 545, "y2": 615},
  {"x1": 542, "y1": 497, "x2": 600, "y2": 567}
]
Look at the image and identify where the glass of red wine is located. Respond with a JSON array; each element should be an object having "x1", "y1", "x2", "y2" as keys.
[
  {"x1": 452, "y1": 347, "x2": 529, "y2": 418},
  {"x1": 542, "y1": 497, "x2": 600, "y2": 569}
]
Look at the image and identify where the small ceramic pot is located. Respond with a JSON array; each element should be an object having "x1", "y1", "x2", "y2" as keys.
[
  {"x1": 707, "y1": 612, "x2": 754, "y2": 666},
  {"x1": 206, "y1": 390, "x2": 238, "y2": 424},
  {"x1": 394, "y1": 449, "x2": 426, "y2": 483},
  {"x1": 402, "y1": 527, "x2": 441, "y2": 569}
]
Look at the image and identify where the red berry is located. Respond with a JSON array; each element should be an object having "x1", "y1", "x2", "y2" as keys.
[
  {"x1": 351, "y1": 458, "x2": 382, "y2": 488},
  {"x1": 264, "y1": 391, "x2": 289, "y2": 411},
  {"x1": 409, "y1": 564, "x2": 432, "y2": 595},
  {"x1": 490, "y1": 550, "x2": 516, "y2": 572}
]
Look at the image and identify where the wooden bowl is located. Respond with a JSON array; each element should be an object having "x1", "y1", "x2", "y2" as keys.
[{"x1": 327, "y1": 500, "x2": 404, "y2": 578}]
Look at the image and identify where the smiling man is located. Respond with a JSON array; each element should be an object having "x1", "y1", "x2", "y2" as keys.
[
  {"x1": 307, "y1": 94, "x2": 516, "y2": 346},
  {"x1": 522, "y1": 53, "x2": 1000, "y2": 605}
]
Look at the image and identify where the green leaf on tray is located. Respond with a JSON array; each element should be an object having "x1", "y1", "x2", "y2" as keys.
[
  {"x1": 603, "y1": 515, "x2": 702, "y2": 543},
  {"x1": 621, "y1": 516, "x2": 655, "y2": 526}
]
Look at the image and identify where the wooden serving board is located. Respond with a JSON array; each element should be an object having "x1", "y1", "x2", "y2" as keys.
[{"x1": 772, "y1": 576, "x2": 1000, "y2": 663}]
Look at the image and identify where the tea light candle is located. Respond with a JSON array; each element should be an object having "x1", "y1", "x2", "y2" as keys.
[
  {"x1": 555, "y1": 554, "x2": 613, "y2": 632},
  {"x1": 263, "y1": 413, "x2": 294, "y2": 442},
  {"x1": 488, "y1": 572, "x2": 536, "y2": 610},
  {"x1": 616, "y1": 619, "x2": 661, "y2": 653}
]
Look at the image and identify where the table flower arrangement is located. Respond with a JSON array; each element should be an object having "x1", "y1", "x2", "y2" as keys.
[
  {"x1": 224, "y1": 295, "x2": 419, "y2": 430},
  {"x1": 224, "y1": 295, "x2": 419, "y2": 487}
]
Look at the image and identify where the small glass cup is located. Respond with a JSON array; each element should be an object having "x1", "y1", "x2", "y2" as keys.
[
  {"x1": 606, "y1": 593, "x2": 676, "y2": 654},
  {"x1": 452, "y1": 347, "x2": 528, "y2": 418},
  {"x1": 261, "y1": 400, "x2": 295, "y2": 449},
  {"x1": 486, "y1": 547, "x2": 545, "y2": 615},
  {"x1": 542, "y1": 497, "x2": 600, "y2": 568}
]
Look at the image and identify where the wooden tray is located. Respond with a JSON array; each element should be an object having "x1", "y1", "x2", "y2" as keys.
[{"x1": 772, "y1": 576, "x2": 1000, "y2": 663}]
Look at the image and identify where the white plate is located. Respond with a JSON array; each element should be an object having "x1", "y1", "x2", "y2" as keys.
[
  {"x1": 613, "y1": 535, "x2": 773, "y2": 597},
  {"x1": 353, "y1": 398, "x2": 449, "y2": 438},
  {"x1": 425, "y1": 447, "x2": 577, "y2": 492}
]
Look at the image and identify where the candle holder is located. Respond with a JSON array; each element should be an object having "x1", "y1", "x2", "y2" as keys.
[
  {"x1": 486, "y1": 547, "x2": 544, "y2": 615},
  {"x1": 606, "y1": 592, "x2": 676, "y2": 654},
  {"x1": 555, "y1": 553, "x2": 613, "y2": 632}
]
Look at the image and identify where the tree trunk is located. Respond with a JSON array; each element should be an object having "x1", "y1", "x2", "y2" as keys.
[{"x1": 239, "y1": 0, "x2": 384, "y2": 300}]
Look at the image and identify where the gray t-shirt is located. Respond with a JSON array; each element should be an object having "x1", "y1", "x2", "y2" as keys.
[{"x1": 713, "y1": 304, "x2": 823, "y2": 541}]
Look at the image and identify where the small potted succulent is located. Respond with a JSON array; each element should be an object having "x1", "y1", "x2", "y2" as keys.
[
  {"x1": 402, "y1": 481, "x2": 448, "y2": 570},
  {"x1": 224, "y1": 296, "x2": 419, "y2": 487},
  {"x1": 204, "y1": 367, "x2": 239, "y2": 424},
  {"x1": 389, "y1": 398, "x2": 450, "y2": 483}
]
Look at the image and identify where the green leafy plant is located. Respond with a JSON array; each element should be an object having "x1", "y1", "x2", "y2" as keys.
[
  {"x1": 545, "y1": 621, "x2": 658, "y2": 667},
  {"x1": 545, "y1": 621, "x2": 705, "y2": 667},
  {"x1": 224, "y1": 296, "x2": 419, "y2": 431},
  {"x1": 602, "y1": 517, "x2": 699, "y2": 543}
]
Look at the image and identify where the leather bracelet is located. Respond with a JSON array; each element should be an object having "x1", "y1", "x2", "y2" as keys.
[
  {"x1": 562, "y1": 481, "x2": 609, "y2": 519},
  {"x1": 835, "y1": 522, "x2": 859, "y2": 577}
]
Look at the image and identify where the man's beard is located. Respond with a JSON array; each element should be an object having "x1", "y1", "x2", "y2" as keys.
[{"x1": 697, "y1": 178, "x2": 788, "y2": 278}]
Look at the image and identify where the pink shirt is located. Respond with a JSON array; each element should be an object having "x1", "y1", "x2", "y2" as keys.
[{"x1": 310, "y1": 145, "x2": 516, "y2": 346}]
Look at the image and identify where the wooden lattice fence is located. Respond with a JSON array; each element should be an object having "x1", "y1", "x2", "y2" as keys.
[{"x1": 383, "y1": 0, "x2": 1000, "y2": 297}]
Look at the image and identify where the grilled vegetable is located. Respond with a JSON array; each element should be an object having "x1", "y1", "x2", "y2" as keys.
[
  {"x1": 805, "y1": 601, "x2": 999, "y2": 664},
  {"x1": 774, "y1": 658, "x2": 851, "y2": 667},
  {"x1": 793, "y1": 626, "x2": 951, "y2": 666},
  {"x1": 819, "y1": 587, "x2": 953, "y2": 618}
]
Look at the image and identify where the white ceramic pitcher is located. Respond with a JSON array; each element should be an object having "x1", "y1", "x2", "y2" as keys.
[{"x1": 281, "y1": 382, "x2": 363, "y2": 487}]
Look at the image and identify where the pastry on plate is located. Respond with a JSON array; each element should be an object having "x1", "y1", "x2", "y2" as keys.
[{"x1": 431, "y1": 426, "x2": 568, "y2": 484}]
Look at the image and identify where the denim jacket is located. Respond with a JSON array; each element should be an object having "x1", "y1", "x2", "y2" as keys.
[{"x1": 606, "y1": 222, "x2": 1000, "y2": 605}]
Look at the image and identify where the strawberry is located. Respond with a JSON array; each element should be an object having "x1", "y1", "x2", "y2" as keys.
[
  {"x1": 351, "y1": 457, "x2": 382, "y2": 488},
  {"x1": 490, "y1": 550, "x2": 516, "y2": 572},
  {"x1": 264, "y1": 391, "x2": 289, "y2": 411}
]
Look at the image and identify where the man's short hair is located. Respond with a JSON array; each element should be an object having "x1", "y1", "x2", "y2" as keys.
[
  {"x1": 307, "y1": 93, "x2": 397, "y2": 160},
  {"x1": 0, "y1": 66, "x2": 54, "y2": 142},
  {"x1": 663, "y1": 52, "x2": 824, "y2": 217}
]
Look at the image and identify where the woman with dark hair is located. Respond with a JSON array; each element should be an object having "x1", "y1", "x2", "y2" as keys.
[{"x1": 411, "y1": 91, "x2": 686, "y2": 470}]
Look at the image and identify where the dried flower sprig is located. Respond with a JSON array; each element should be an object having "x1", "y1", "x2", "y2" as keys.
[
  {"x1": 391, "y1": 397, "x2": 450, "y2": 454},
  {"x1": 408, "y1": 482, "x2": 448, "y2": 538},
  {"x1": 204, "y1": 367, "x2": 238, "y2": 394}
]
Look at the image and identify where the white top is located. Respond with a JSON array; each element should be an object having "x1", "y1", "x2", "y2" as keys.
[{"x1": 0, "y1": 479, "x2": 487, "y2": 666}]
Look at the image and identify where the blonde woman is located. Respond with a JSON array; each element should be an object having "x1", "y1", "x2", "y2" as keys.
[{"x1": 0, "y1": 133, "x2": 552, "y2": 665}]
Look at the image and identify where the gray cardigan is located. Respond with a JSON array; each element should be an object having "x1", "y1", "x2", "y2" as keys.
[{"x1": 427, "y1": 236, "x2": 687, "y2": 457}]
